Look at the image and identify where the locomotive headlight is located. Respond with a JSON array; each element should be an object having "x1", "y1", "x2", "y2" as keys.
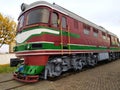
[
  {"x1": 21, "y1": 3, "x2": 28, "y2": 11},
  {"x1": 26, "y1": 44, "x2": 31, "y2": 50}
]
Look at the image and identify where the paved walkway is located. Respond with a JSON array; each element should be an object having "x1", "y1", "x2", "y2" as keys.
[
  {"x1": 0, "y1": 59, "x2": 120, "y2": 90},
  {"x1": 0, "y1": 73, "x2": 12, "y2": 81}
]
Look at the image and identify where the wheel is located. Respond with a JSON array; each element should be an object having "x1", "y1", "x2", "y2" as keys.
[
  {"x1": 108, "y1": 56, "x2": 112, "y2": 62},
  {"x1": 44, "y1": 61, "x2": 62, "y2": 79},
  {"x1": 74, "y1": 59, "x2": 83, "y2": 70},
  {"x1": 89, "y1": 59, "x2": 97, "y2": 67},
  {"x1": 53, "y1": 63, "x2": 62, "y2": 76},
  {"x1": 87, "y1": 55, "x2": 98, "y2": 67}
]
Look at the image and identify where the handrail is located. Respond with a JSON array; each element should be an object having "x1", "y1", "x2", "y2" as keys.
[
  {"x1": 60, "y1": 25, "x2": 63, "y2": 55},
  {"x1": 67, "y1": 26, "x2": 71, "y2": 54}
]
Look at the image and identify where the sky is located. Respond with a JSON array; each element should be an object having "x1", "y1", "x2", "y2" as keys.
[{"x1": 0, "y1": 0, "x2": 120, "y2": 52}]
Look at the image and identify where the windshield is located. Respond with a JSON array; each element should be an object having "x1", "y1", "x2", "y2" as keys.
[
  {"x1": 18, "y1": 15, "x2": 24, "y2": 29},
  {"x1": 26, "y1": 8, "x2": 50, "y2": 25}
]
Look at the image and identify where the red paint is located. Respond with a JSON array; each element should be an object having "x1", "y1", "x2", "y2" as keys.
[
  {"x1": 13, "y1": 73, "x2": 39, "y2": 83},
  {"x1": 18, "y1": 4, "x2": 119, "y2": 50},
  {"x1": 24, "y1": 55, "x2": 49, "y2": 65}
]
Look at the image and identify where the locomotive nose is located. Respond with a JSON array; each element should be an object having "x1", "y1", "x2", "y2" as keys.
[
  {"x1": 13, "y1": 64, "x2": 45, "y2": 82},
  {"x1": 13, "y1": 72, "x2": 39, "y2": 83}
]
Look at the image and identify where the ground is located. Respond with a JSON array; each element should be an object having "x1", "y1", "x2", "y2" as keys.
[{"x1": 0, "y1": 59, "x2": 120, "y2": 90}]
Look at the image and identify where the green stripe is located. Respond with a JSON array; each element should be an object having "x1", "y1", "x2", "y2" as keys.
[
  {"x1": 70, "y1": 45, "x2": 107, "y2": 50},
  {"x1": 15, "y1": 65, "x2": 45, "y2": 75},
  {"x1": 110, "y1": 47, "x2": 120, "y2": 50},
  {"x1": 14, "y1": 42, "x2": 120, "y2": 52},
  {"x1": 61, "y1": 31, "x2": 80, "y2": 38}
]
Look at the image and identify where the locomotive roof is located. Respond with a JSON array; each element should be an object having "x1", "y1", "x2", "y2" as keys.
[{"x1": 21, "y1": 1, "x2": 117, "y2": 37}]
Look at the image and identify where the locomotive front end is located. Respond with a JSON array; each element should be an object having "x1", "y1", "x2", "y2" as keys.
[
  {"x1": 13, "y1": 63, "x2": 40, "y2": 82},
  {"x1": 12, "y1": 2, "x2": 51, "y2": 82},
  {"x1": 13, "y1": 57, "x2": 47, "y2": 82}
]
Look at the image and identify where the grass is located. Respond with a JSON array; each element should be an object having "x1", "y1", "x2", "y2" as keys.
[{"x1": 0, "y1": 64, "x2": 16, "y2": 73}]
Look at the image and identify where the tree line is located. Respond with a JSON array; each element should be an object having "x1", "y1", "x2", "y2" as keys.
[{"x1": 0, "y1": 13, "x2": 16, "y2": 48}]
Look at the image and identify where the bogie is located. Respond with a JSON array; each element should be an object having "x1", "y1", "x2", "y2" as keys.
[{"x1": 43, "y1": 52, "x2": 119, "y2": 79}]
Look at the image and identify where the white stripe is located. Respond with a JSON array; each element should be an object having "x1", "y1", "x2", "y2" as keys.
[
  {"x1": 16, "y1": 28, "x2": 59, "y2": 43},
  {"x1": 16, "y1": 41, "x2": 54, "y2": 46},
  {"x1": 16, "y1": 49, "x2": 71, "y2": 53},
  {"x1": 30, "y1": 41, "x2": 54, "y2": 44},
  {"x1": 15, "y1": 49, "x2": 102, "y2": 54},
  {"x1": 16, "y1": 50, "x2": 108, "y2": 56},
  {"x1": 68, "y1": 44, "x2": 96, "y2": 47},
  {"x1": 16, "y1": 52, "x2": 91, "y2": 56}
]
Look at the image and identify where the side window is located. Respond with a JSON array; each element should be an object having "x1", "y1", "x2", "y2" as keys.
[
  {"x1": 102, "y1": 32, "x2": 106, "y2": 39},
  {"x1": 83, "y1": 24, "x2": 90, "y2": 35},
  {"x1": 117, "y1": 38, "x2": 120, "y2": 46},
  {"x1": 51, "y1": 12, "x2": 59, "y2": 27},
  {"x1": 62, "y1": 16, "x2": 67, "y2": 28},
  {"x1": 117, "y1": 38, "x2": 119, "y2": 44},
  {"x1": 84, "y1": 29, "x2": 90, "y2": 35},
  {"x1": 111, "y1": 37, "x2": 118, "y2": 45},
  {"x1": 93, "y1": 32, "x2": 98, "y2": 37},
  {"x1": 93, "y1": 28, "x2": 98, "y2": 37},
  {"x1": 111, "y1": 36, "x2": 115, "y2": 45},
  {"x1": 107, "y1": 35, "x2": 110, "y2": 41},
  {"x1": 74, "y1": 20, "x2": 78, "y2": 29},
  {"x1": 115, "y1": 38, "x2": 119, "y2": 45}
]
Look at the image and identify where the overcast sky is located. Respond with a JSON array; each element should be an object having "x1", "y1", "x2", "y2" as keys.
[{"x1": 0, "y1": 0, "x2": 120, "y2": 52}]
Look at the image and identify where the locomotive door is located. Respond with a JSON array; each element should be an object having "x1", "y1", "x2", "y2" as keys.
[
  {"x1": 61, "y1": 16, "x2": 68, "y2": 48},
  {"x1": 51, "y1": 11, "x2": 70, "y2": 52},
  {"x1": 51, "y1": 12, "x2": 61, "y2": 46},
  {"x1": 61, "y1": 16, "x2": 71, "y2": 54}
]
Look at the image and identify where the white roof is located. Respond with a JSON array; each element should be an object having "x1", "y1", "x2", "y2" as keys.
[{"x1": 21, "y1": 1, "x2": 117, "y2": 37}]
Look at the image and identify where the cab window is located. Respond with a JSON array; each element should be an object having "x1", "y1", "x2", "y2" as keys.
[
  {"x1": 26, "y1": 8, "x2": 50, "y2": 25},
  {"x1": 62, "y1": 16, "x2": 67, "y2": 28},
  {"x1": 18, "y1": 15, "x2": 24, "y2": 29},
  {"x1": 51, "y1": 12, "x2": 59, "y2": 27}
]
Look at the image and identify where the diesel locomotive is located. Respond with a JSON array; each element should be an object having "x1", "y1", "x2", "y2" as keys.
[{"x1": 11, "y1": 1, "x2": 120, "y2": 82}]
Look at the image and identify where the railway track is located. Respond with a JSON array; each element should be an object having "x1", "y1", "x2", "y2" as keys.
[
  {"x1": 0, "y1": 79, "x2": 28, "y2": 90},
  {"x1": 0, "y1": 79, "x2": 13, "y2": 83},
  {"x1": 0, "y1": 60, "x2": 119, "y2": 90}
]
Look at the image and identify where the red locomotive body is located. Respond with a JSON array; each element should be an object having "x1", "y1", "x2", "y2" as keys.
[{"x1": 11, "y1": 1, "x2": 120, "y2": 82}]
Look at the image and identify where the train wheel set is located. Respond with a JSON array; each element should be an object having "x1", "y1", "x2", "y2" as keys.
[{"x1": 43, "y1": 53, "x2": 120, "y2": 80}]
